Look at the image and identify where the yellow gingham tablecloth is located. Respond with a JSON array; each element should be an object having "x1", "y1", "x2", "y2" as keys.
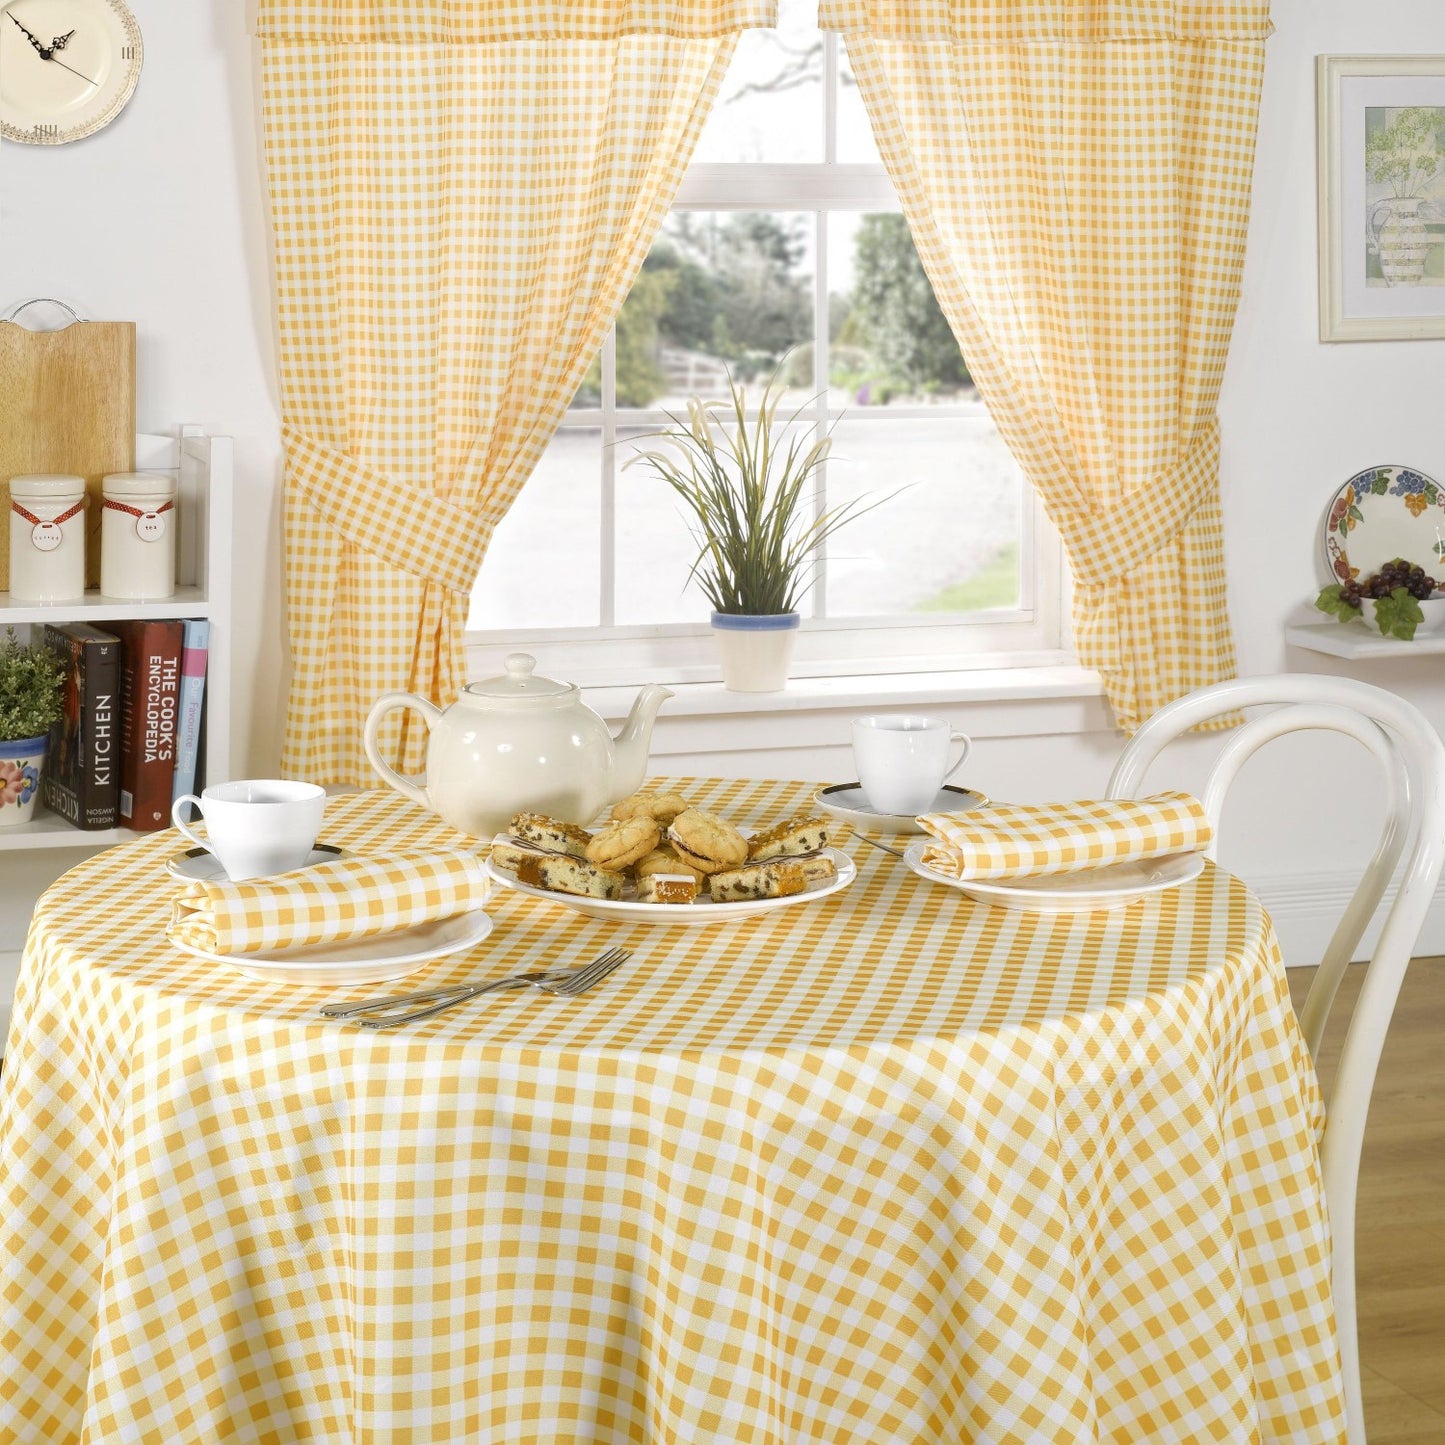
[{"x1": 0, "y1": 781, "x2": 1344, "y2": 1444}]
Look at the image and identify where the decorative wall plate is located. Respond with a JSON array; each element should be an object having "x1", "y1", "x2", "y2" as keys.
[{"x1": 1322, "y1": 465, "x2": 1445, "y2": 584}]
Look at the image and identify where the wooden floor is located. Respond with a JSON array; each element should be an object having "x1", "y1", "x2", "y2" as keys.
[{"x1": 1288, "y1": 955, "x2": 1445, "y2": 1442}]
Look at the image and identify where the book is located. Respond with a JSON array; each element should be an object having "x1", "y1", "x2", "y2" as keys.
[
  {"x1": 172, "y1": 619, "x2": 209, "y2": 803},
  {"x1": 110, "y1": 620, "x2": 184, "y2": 831},
  {"x1": 41, "y1": 623, "x2": 122, "y2": 830}
]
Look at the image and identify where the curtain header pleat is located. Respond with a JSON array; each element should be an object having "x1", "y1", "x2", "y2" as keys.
[
  {"x1": 255, "y1": 0, "x2": 776, "y2": 41},
  {"x1": 817, "y1": 1, "x2": 1270, "y2": 42}
]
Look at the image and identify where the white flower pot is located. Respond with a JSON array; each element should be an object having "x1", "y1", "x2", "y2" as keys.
[
  {"x1": 710, "y1": 612, "x2": 801, "y2": 693},
  {"x1": 0, "y1": 734, "x2": 47, "y2": 827}
]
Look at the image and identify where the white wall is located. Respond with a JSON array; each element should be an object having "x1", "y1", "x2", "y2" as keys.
[{"x1": 3, "y1": 0, "x2": 1445, "y2": 975}]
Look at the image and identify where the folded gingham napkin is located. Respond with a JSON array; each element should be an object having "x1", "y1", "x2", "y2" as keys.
[
  {"x1": 918, "y1": 792, "x2": 1212, "y2": 881},
  {"x1": 168, "y1": 850, "x2": 490, "y2": 956}
]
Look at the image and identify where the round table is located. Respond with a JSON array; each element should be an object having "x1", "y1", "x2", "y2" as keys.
[{"x1": 0, "y1": 779, "x2": 1345, "y2": 1443}]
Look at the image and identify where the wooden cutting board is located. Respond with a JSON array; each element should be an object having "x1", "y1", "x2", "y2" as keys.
[{"x1": 0, "y1": 307, "x2": 136, "y2": 592}]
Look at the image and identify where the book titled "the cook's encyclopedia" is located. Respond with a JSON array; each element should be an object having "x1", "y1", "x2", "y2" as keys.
[{"x1": 41, "y1": 622, "x2": 122, "y2": 830}]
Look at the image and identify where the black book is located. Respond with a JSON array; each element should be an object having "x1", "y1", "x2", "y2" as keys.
[{"x1": 42, "y1": 623, "x2": 122, "y2": 830}]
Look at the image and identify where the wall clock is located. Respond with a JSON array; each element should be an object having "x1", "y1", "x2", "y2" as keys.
[{"x1": 0, "y1": 0, "x2": 141, "y2": 144}]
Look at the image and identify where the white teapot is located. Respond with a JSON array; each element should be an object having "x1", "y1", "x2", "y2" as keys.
[{"x1": 363, "y1": 653, "x2": 673, "y2": 839}]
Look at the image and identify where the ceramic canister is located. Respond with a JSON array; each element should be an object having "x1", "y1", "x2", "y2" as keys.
[
  {"x1": 9, "y1": 474, "x2": 86, "y2": 602},
  {"x1": 101, "y1": 472, "x2": 177, "y2": 599}
]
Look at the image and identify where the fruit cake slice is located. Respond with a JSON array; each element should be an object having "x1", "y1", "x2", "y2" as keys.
[
  {"x1": 708, "y1": 859, "x2": 810, "y2": 902},
  {"x1": 515, "y1": 853, "x2": 624, "y2": 900}
]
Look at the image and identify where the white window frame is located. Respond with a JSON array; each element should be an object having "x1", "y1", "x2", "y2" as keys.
[{"x1": 464, "y1": 32, "x2": 1069, "y2": 690}]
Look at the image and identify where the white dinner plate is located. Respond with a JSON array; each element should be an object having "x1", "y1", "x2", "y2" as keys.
[
  {"x1": 902, "y1": 842, "x2": 1204, "y2": 913},
  {"x1": 813, "y1": 782, "x2": 987, "y2": 835},
  {"x1": 166, "y1": 843, "x2": 345, "y2": 883},
  {"x1": 170, "y1": 909, "x2": 494, "y2": 985},
  {"x1": 486, "y1": 848, "x2": 856, "y2": 925}
]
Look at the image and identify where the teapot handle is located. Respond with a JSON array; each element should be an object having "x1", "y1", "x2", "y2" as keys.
[{"x1": 363, "y1": 692, "x2": 442, "y2": 811}]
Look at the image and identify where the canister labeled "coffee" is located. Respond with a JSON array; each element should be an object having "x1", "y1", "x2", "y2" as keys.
[
  {"x1": 8, "y1": 474, "x2": 86, "y2": 601},
  {"x1": 101, "y1": 472, "x2": 176, "y2": 599}
]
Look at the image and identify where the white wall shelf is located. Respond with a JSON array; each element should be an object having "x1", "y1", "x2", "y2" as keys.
[
  {"x1": 0, "y1": 426, "x2": 233, "y2": 853},
  {"x1": 1286, "y1": 621, "x2": 1445, "y2": 660}
]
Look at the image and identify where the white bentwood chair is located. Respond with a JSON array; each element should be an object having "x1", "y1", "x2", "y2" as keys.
[{"x1": 1106, "y1": 675, "x2": 1445, "y2": 1445}]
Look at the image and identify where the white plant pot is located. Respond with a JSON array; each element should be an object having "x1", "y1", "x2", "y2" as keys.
[
  {"x1": 0, "y1": 734, "x2": 48, "y2": 827},
  {"x1": 710, "y1": 612, "x2": 801, "y2": 693}
]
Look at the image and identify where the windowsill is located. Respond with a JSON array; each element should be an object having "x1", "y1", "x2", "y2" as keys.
[{"x1": 584, "y1": 663, "x2": 1104, "y2": 723}]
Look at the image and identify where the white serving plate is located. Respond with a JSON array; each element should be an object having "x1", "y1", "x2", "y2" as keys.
[
  {"x1": 902, "y1": 842, "x2": 1204, "y2": 913},
  {"x1": 813, "y1": 782, "x2": 986, "y2": 835},
  {"x1": 171, "y1": 910, "x2": 494, "y2": 986},
  {"x1": 485, "y1": 848, "x2": 856, "y2": 925},
  {"x1": 166, "y1": 842, "x2": 345, "y2": 883}
]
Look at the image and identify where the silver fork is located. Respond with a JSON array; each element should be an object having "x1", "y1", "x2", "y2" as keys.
[{"x1": 323, "y1": 947, "x2": 630, "y2": 1028}]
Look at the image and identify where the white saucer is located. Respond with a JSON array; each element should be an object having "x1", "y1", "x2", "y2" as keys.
[
  {"x1": 165, "y1": 843, "x2": 345, "y2": 883},
  {"x1": 170, "y1": 909, "x2": 494, "y2": 986},
  {"x1": 902, "y1": 842, "x2": 1204, "y2": 913},
  {"x1": 813, "y1": 783, "x2": 986, "y2": 835}
]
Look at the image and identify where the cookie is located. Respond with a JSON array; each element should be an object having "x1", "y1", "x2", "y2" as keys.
[
  {"x1": 634, "y1": 847, "x2": 705, "y2": 885},
  {"x1": 635, "y1": 873, "x2": 698, "y2": 905},
  {"x1": 585, "y1": 816, "x2": 661, "y2": 872},
  {"x1": 516, "y1": 853, "x2": 624, "y2": 900},
  {"x1": 509, "y1": 813, "x2": 592, "y2": 859},
  {"x1": 748, "y1": 816, "x2": 833, "y2": 862},
  {"x1": 709, "y1": 860, "x2": 810, "y2": 902},
  {"x1": 667, "y1": 807, "x2": 749, "y2": 876},
  {"x1": 610, "y1": 790, "x2": 691, "y2": 826}
]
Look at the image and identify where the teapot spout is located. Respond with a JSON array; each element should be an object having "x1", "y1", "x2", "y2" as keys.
[{"x1": 611, "y1": 683, "x2": 674, "y2": 799}]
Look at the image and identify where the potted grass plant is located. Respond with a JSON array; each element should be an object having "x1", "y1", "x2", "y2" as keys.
[
  {"x1": 628, "y1": 361, "x2": 887, "y2": 692},
  {"x1": 0, "y1": 628, "x2": 64, "y2": 827}
]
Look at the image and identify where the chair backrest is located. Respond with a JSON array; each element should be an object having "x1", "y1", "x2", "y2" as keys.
[{"x1": 1106, "y1": 674, "x2": 1445, "y2": 1445}]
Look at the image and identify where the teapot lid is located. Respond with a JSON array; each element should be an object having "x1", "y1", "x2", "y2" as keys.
[{"x1": 464, "y1": 652, "x2": 576, "y2": 702}]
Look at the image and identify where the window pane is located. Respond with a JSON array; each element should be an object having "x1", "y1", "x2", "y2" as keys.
[
  {"x1": 822, "y1": 417, "x2": 1022, "y2": 618},
  {"x1": 467, "y1": 431, "x2": 602, "y2": 629},
  {"x1": 827, "y1": 212, "x2": 973, "y2": 408},
  {"x1": 617, "y1": 211, "x2": 815, "y2": 407},
  {"x1": 836, "y1": 41, "x2": 884, "y2": 166},
  {"x1": 693, "y1": 1, "x2": 823, "y2": 163}
]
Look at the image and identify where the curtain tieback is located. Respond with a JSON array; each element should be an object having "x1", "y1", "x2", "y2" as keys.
[
  {"x1": 1060, "y1": 423, "x2": 1222, "y2": 590},
  {"x1": 283, "y1": 425, "x2": 491, "y2": 594}
]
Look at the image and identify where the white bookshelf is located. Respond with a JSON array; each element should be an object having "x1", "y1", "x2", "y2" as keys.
[{"x1": 0, "y1": 427, "x2": 233, "y2": 852}]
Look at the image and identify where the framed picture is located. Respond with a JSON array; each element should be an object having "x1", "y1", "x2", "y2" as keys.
[{"x1": 1318, "y1": 55, "x2": 1445, "y2": 341}]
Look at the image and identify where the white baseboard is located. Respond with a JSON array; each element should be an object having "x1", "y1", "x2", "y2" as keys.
[{"x1": 1250, "y1": 868, "x2": 1445, "y2": 969}]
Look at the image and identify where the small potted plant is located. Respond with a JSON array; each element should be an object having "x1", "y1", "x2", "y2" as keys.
[
  {"x1": 0, "y1": 628, "x2": 64, "y2": 827},
  {"x1": 628, "y1": 361, "x2": 887, "y2": 691}
]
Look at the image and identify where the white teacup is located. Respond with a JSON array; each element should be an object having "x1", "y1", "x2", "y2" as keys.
[
  {"x1": 852, "y1": 715, "x2": 973, "y2": 817},
  {"x1": 171, "y1": 780, "x2": 326, "y2": 882}
]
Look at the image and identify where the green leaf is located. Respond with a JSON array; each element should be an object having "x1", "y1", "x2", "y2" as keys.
[
  {"x1": 1371, "y1": 473, "x2": 1390, "y2": 495},
  {"x1": 1315, "y1": 583, "x2": 1362, "y2": 623},
  {"x1": 1372, "y1": 587, "x2": 1424, "y2": 640},
  {"x1": 1348, "y1": 505, "x2": 1365, "y2": 522}
]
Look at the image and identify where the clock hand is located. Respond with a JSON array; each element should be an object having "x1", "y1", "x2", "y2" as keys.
[
  {"x1": 50, "y1": 28, "x2": 74, "y2": 51},
  {"x1": 46, "y1": 52, "x2": 97, "y2": 86},
  {"x1": 7, "y1": 12, "x2": 51, "y2": 58}
]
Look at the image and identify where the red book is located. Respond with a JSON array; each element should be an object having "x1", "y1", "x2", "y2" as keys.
[{"x1": 110, "y1": 620, "x2": 184, "y2": 831}]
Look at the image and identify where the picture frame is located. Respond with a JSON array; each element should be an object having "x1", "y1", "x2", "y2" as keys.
[{"x1": 1318, "y1": 55, "x2": 1445, "y2": 341}]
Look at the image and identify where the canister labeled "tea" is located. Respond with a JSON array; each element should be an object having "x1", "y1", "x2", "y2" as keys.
[
  {"x1": 9, "y1": 474, "x2": 86, "y2": 601},
  {"x1": 101, "y1": 471, "x2": 176, "y2": 599}
]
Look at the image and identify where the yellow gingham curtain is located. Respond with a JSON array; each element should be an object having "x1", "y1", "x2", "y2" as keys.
[
  {"x1": 821, "y1": 0, "x2": 1270, "y2": 731},
  {"x1": 257, "y1": 1, "x2": 772, "y2": 783}
]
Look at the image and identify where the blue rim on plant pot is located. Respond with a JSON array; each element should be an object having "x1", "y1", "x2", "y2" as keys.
[
  {"x1": 627, "y1": 360, "x2": 888, "y2": 692},
  {"x1": 0, "y1": 627, "x2": 65, "y2": 827}
]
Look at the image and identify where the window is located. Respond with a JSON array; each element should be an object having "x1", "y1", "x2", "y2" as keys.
[{"x1": 466, "y1": 1, "x2": 1065, "y2": 686}]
